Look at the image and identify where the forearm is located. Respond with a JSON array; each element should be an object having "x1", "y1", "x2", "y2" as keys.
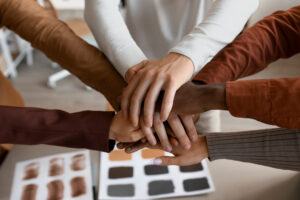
[
  {"x1": 0, "y1": 0, "x2": 125, "y2": 110},
  {"x1": 84, "y1": 0, "x2": 146, "y2": 78},
  {"x1": 179, "y1": 77, "x2": 300, "y2": 129},
  {"x1": 0, "y1": 105, "x2": 115, "y2": 152},
  {"x1": 206, "y1": 128, "x2": 300, "y2": 171},
  {"x1": 170, "y1": 0, "x2": 258, "y2": 74},
  {"x1": 173, "y1": 82, "x2": 227, "y2": 115},
  {"x1": 194, "y1": 6, "x2": 300, "y2": 83}
]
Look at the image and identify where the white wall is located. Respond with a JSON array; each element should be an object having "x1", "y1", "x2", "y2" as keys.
[{"x1": 249, "y1": 0, "x2": 300, "y2": 26}]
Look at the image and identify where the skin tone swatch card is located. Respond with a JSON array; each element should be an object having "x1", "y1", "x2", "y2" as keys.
[
  {"x1": 99, "y1": 148, "x2": 215, "y2": 199},
  {"x1": 10, "y1": 151, "x2": 92, "y2": 200}
]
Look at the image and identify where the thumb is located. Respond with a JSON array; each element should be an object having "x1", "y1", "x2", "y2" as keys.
[{"x1": 153, "y1": 156, "x2": 182, "y2": 166}]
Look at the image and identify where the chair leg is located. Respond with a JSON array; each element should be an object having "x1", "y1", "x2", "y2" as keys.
[
  {"x1": 48, "y1": 70, "x2": 71, "y2": 88},
  {"x1": 26, "y1": 45, "x2": 33, "y2": 66}
]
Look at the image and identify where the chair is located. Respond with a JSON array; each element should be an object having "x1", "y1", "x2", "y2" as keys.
[{"x1": 0, "y1": 29, "x2": 33, "y2": 77}]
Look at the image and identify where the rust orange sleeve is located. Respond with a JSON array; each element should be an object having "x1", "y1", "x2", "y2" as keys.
[{"x1": 227, "y1": 77, "x2": 300, "y2": 129}]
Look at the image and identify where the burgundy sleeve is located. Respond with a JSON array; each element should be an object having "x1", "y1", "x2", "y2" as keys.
[
  {"x1": 0, "y1": 106, "x2": 115, "y2": 152},
  {"x1": 193, "y1": 6, "x2": 300, "y2": 83}
]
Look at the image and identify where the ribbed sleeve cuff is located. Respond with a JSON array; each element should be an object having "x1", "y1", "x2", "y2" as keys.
[
  {"x1": 206, "y1": 129, "x2": 300, "y2": 171},
  {"x1": 226, "y1": 79, "x2": 272, "y2": 123}
]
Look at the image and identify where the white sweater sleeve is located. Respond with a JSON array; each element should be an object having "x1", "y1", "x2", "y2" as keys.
[
  {"x1": 84, "y1": 0, "x2": 146, "y2": 78},
  {"x1": 170, "y1": 0, "x2": 259, "y2": 74}
]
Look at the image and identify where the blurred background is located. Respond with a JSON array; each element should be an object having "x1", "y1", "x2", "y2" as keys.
[{"x1": 0, "y1": 0, "x2": 299, "y2": 200}]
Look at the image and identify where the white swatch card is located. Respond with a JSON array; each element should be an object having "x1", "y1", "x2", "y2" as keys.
[
  {"x1": 10, "y1": 150, "x2": 92, "y2": 200},
  {"x1": 99, "y1": 148, "x2": 215, "y2": 200}
]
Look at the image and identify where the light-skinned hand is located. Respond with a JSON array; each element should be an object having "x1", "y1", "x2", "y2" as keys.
[
  {"x1": 140, "y1": 112, "x2": 198, "y2": 151},
  {"x1": 109, "y1": 111, "x2": 144, "y2": 143},
  {"x1": 122, "y1": 52, "x2": 194, "y2": 128}
]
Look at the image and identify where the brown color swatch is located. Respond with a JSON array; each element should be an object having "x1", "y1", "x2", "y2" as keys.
[
  {"x1": 49, "y1": 158, "x2": 64, "y2": 177},
  {"x1": 141, "y1": 149, "x2": 165, "y2": 159},
  {"x1": 21, "y1": 184, "x2": 38, "y2": 200},
  {"x1": 70, "y1": 176, "x2": 86, "y2": 197},
  {"x1": 23, "y1": 162, "x2": 39, "y2": 180},
  {"x1": 71, "y1": 154, "x2": 86, "y2": 171},
  {"x1": 109, "y1": 150, "x2": 132, "y2": 161},
  {"x1": 47, "y1": 180, "x2": 64, "y2": 200},
  {"x1": 108, "y1": 167, "x2": 133, "y2": 179}
]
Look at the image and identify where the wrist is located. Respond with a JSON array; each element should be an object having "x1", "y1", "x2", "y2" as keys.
[
  {"x1": 198, "y1": 136, "x2": 209, "y2": 159},
  {"x1": 167, "y1": 53, "x2": 195, "y2": 72},
  {"x1": 197, "y1": 83, "x2": 227, "y2": 111},
  {"x1": 108, "y1": 116, "x2": 116, "y2": 140}
]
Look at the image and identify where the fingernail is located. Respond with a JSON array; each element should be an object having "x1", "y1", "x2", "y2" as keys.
[
  {"x1": 153, "y1": 158, "x2": 162, "y2": 165},
  {"x1": 192, "y1": 135, "x2": 198, "y2": 141},
  {"x1": 126, "y1": 147, "x2": 131, "y2": 152},
  {"x1": 184, "y1": 142, "x2": 191, "y2": 150},
  {"x1": 164, "y1": 146, "x2": 172, "y2": 152},
  {"x1": 150, "y1": 139, "x2": 157, "y2": 146}
]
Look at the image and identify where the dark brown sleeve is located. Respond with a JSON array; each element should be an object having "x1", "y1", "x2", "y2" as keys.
[
  {"x1": 0, "y1": 105, "x2": 115, "y2": 152},
  {"x1": 0, "y1": 0, "x2": 126, "y2": 110},
  {"x1": 193, "y1": 6, "x2": 300, "y2": 84}
]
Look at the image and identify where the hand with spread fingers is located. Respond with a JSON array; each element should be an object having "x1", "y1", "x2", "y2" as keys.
[
  {"x1": 109, "y1": 111, "x2": 145, "y2": 143},
  {"x1": 118, "y1": 135, "x2": 209, "y2": 166},
  {"x1": 122, "y1": 52, "x2": 194, "y2": 128}
]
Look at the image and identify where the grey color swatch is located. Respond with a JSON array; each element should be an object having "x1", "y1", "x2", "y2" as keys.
[
  {"x1": 183, "y1": 178, "x2": 209, "y2": 192},
  {"x1": 179, "y1": 163, "x2": 203, "y2": 173},
  {"x1": 148, "y1": 180, "x2": 174, "y2": 196},
  {"x1": 144, "y1": 165, "x2": 169, "y2": 175},
  {"x1": 108, "y1": 184, "x2": 135, "y2": 197}
]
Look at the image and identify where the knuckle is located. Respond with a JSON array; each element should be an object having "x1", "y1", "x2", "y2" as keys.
[
  {"x1": 154, "y1": 118, "x2": 161, "y2": 127},
  {"x1": 137, "y1": 69, "x2": 144, "y2": 76},
  {"x1": 180, "y1": 115, "x2": 190, "y2": 121},
  {"x1": 167, "y1": 75, "x2": 175, "y2": 83},
  {"x1": 127, "y1": 68, "x2": 134, "y2": 73},
  {"x1": 131, "y1": 94, "x2": 140, "y2": 103},
  {"x1": 156, "y1": 71, "x2": 164, "y2": 79},
  {"x1": 168, "y1": 115, "x2": 177, "y2": 122},
  {"x1": 145, "y1": 70, "x2": 155, "y2": 77},
  {"x1": 187, "y1": 127, "x2": 196, "y2": 134}
]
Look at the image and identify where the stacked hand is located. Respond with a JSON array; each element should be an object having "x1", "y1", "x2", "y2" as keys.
[
  {"x1": 122, "y1": 53, "x2": 198, "y2": 151},
  {"x1": 109, "y1": 110, "x2": 144, "y2": 143},
  {"x1": 112, "y1": 52, "x2": 226, "y2": 167}
]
